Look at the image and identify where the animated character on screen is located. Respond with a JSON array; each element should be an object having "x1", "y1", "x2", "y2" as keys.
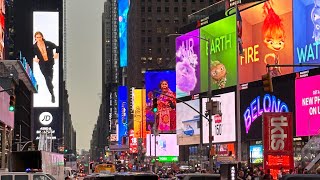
[
  {"x1": 33, "y1": 31, "x2": 59, "y2": 103},
  {"x1": 176, "y1": 44, "x2": 198, "y2": 96},
  {"x1": 262, "y1": 0, "x2": 284, "y2": 77},
  {"x1": 155, "y1": 80, "x2": 176, "y2": 131},
  {"x1": 146, "y1": 91, "x2": 155, "y2": 131},
  {"x1": 210, "y1": 61, "x2": 227, "y2": 89},
  {"x1": 311, "y1": 0, "x2": 320, "y2": 42}
]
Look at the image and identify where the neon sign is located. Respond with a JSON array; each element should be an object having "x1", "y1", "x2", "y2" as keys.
[{"x1": 243, "y1": 94, "x2": 289, "y2": 133}]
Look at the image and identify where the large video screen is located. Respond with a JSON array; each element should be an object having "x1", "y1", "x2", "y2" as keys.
[
  {"x1": 176, "y1": 99, "x2": 200, "y2": 145},
  {"x1": 250, "y1": 145, "x2": 263, "y2": 164},
  {"x1": 145, "y1": 70, "x2": 176, "y2": 132},
  {"x1": 296, "y1": 75, "x2": 320, "y2": 136},
  {"x1": 33, "y1": 12, "x2": 59, "y2": 107},
  {"x1": 200, "y1": 15, "x2": 237, "y2": 92},
  {"x1": 294, "y1": 0, "x2": 320, "y2": 72},
  {"x1": 0, "y1": 0, "x2": 5, "y2": 60},
  {"x1": 146, "y1": 134, "x2": 179, "y2": 157},
  {"x1": 176, "y1": 29, "x2": 200, "y2": 98},
  {"x1": 240, "y1": 78, "x2": 295, "y2": 141},
  {"x1": 202, "y1": 91, "x2": 236, "y2": 144},
  {"x1": 238, "y1": 0, "x2": 293, "y2": 84},
  {"x1": 118, "y1": 0, "x2": 129, "y2": 67},
  {"x1": 118, "y1": 86, "x2": 128, "y2": 145}
]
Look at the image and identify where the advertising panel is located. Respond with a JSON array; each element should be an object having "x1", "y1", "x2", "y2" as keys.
[
  {"x1": 176, "y1": 99, "x2": 200, "y2": 145},
  {"x1": 202, "y1": 91, "x2": 236, "y2": 144},
  {"x1": 33, "y1": 12, "x2": 59, "y2": 107},
  {"x1": 296, "y1": 75, "x2": 320, "y2": 136},
  {"x1": 240, "y1": 78, "x2": 294, "y2": 141},
  {"x1": 0, "y1": 0, "x2": 5, "y2": 60},
  {"x1": 176, "y1": 29, "x2": 200, "y2": 98},
  {"x1": 129, "y1": 129, "x2": 138, "y2": 154},
  {"x1": 250, "y1": 145, "x2": 263, "y2": 164},
  {"x1": 294, "y1": 0, "x2": 320, "y2": 72},
  {"x1": 133, "y1": 89, "x2": 146, "y2": 138},
  {"x1": 239, "y1": 0, "x2": 293, "y2": 84},
  {"x1": 118, "y1": 0, "x2": 129, "y2": 67},
  {"x1": 146, "y1": 134, "x2": 179, "y2": 157},
  {"x1": 145, "y1": 70, "x2": 176, "y2": 132},
  {"x1": 200, "y1": 15, "x2": 237, "y2": 91},
  {"x1": 263, "y1": 112, "x2": 294, "y2": 178},
  {"x1": 118, "y1": 86, "x2": 128, "y2": 145}
]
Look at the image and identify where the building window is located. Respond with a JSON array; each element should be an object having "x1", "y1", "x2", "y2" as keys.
[
  {"x1": 182, "y1": 0, "x2": 186, "y2": 2},
  {"x1": 165, "y1": 28, "x2": 169, "y2": 33},
  {"x1": 165, "y1": 18, "x2": 170, "y2": 23},
  {"x1": 157, "y1": 18, "x2": 161, "y2": 23},
  {"x1": 157, "y1": 0, "x2": 161, "y2": 2},
  {"x1": 200, "y1": 0, "x2": 204, "y2": 2},
  {"x1": 175, "y1": 0, "x2": 179, "y2": 2},
  {"x1": 183, "y1": 17, "x2": 186, "y2": 23},
  {"x1": 209, "y1": 0, "x2": 213, "y2": 2},
  {"x1": 174, "y1": 7, "x2": 178, "y2": 13},
  {"x1": 165, "y1": 0, "x2": 169, "y2": 2},
  {"x1": 148, "y1": 7, "x2": 152, "y2": 12},
  {"x1": 174, "y1": 19, "x2": 179, "y2": 23},
  {"x1": 157, "y1": 37, "x2": 161, "y2": 43},
  {"x1": 157, "y1": 7, "x2": 161, "y2": 12},
  {"x1": 192, "y1": 0, "x2": 195, "y2": 2},
  {"x1": 165, "y1": 37, "x2": 169, "y2": 43},
  {"x1": 182, "y1": 7, "x2": 186, "y2": 12},
  {"x1": 141, "y1": 29, "x2": 146, "y2": 33},
  {"x1": 141, "y1": 37, "x2": 145, "y2": 43},
  {"x1": 156, "y1": 27, "x2": 162, "y2": 33},
  {"x1": 157, "y1": 48, "x2": 162, "y2": 53},
  {"x1": 148, "y1": 29, "x2": 152, "y2": 33},
  {"x1": 192, "y1": 9, "x2": 196, "y2": 13},
  {"x1": 148, "y1": 37, "x2": 152, "y2": 43},
  {"x1": 141, "y1": 18, "x2": 145, "y2": 22},
  {"x1": 165, "y1": 7, "x2": 169, "y2": 12},
  {"x1": 141, "y1": 7, "x2": 145, "y2": 13}
]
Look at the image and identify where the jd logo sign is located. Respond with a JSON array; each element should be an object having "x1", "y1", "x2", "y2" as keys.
[{"x1": 39, "y1": 112, "x2": 53, "y2": 126}]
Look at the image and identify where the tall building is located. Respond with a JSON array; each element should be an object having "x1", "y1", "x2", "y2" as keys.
[
  {"x1": 127, "y1": 0, "x2": 220, "y2": 89},
  {"x1": 63, "y1": 82, "x2": 76, "y2": 154}
]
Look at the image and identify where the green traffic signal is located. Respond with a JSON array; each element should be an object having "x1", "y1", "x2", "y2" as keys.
[
  {"x1": 153, "y1": 107, "x2": 158, "y2": 113},
  {"x1": 64, "y1": 149, "x2": 68, "y2": 153},
  {"x1": 9, "y1": 106, "x2": 15, "y2": 112}
]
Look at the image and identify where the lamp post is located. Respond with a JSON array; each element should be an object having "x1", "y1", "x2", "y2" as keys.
[{"x1": 168, "y1": 33, "x2": 213, "y2": 173}]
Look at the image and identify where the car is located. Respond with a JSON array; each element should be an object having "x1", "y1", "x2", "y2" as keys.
[
  {"x1": 175, "y1": 173, "x2": 220, "y2": 180},
  {"x1": 280, "y1": 174, "x2": 320, "y2": 180}
]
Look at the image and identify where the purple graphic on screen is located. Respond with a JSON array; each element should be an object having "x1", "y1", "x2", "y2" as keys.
[
  {"x1": 175, "y1": 29, "x2": 200, "y2": 98},
  {"x1": 296, "y1": 75, "x2": 320, "y2": 136}
]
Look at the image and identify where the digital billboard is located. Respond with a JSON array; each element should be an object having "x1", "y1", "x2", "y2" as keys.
[
  {"x1": 176, "y1": 99, "x2": 200, "y2": 145},
  {"x1": 133, "y1": 89, "x2": 147, "y2": 138},
  {"x1": 202, "y1": 91, "x2": 236, "y2": 144},
  {"x1": 200, "y1": 15, "x2": 237, "y2": 92},
  {"x1": 118, "y1": 86, "x2": 128, "y2": 145},
  {"x1": 240, "y1": 78, "x2": 295, "y2": 141},
  {"x1": 294, "y1": 0, "x2": 320, "y2": 72},
  {"x1": 146, "y1": 134, "x2": 179, "y2": 157},
  {"x1": 0, "y1": 0, "x2": 5, "y2": 60},
  {"x1": 249, "y1": 145, "x2": 263, "y2": 164},
  {"x1": 118, "y1": 0, "x2": 129, "y2": 67},
  {"x1": 145, "y1": 70, "x2": 176, "y2": 132},
  {"x1": 33, "y1": 12, "x2": 59, "y2": 107},
  {"x1": 296, "y1": 75, "x2": 320, "y2": 136},
  {"x1": 239, "y1": 0, "x2": 293, "y2": 84},
  {"x1": 129, "y1": 129, "x2": 138, "y2": 154},
  {"x1": 176, "y1": 29, "x2": 200, "y2": 98}
]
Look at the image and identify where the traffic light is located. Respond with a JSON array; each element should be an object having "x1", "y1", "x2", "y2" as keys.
[
  {"x1": 262, "y1": 72, "x2": 273, "y2": 93},
  {"x1": 9, "y1": 95, "x2": 15, "y2": 112},
  {"x1": 152, "y1": 97, "x2": 158, "y2": 113},
  {"x1": 64, "y1": 149, "x2": 68, "y2": 153}
]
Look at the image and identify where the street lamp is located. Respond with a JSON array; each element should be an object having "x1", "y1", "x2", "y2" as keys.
[{"x1": 168, "y1": 33, "x2": 214, "y2": 173}]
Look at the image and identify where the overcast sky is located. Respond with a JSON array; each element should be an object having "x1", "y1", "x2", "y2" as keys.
[{"x1": 66, "y1": 0, "x2": 105, "y2": 150}]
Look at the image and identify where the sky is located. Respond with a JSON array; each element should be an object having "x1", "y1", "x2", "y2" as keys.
[{"x1": 66, "y1": 0, "x2": 105, "y2": 150}]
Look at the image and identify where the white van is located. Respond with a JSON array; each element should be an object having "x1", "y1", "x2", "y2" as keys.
[{"x1": 0, "y1": 172, "x2": 56, "y2": 180}]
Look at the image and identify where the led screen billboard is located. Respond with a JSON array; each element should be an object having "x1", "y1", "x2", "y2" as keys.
[
  {"x1": 118, "y1": 86, "x2": 128, "y2": 145},
  {"x1": 250, "y1": 145, "x2": 263, "y2": 164},
  {"x1": 202, "y1": 91, "x2": 236, "y2": 144},
  {"x1": 296, "y1": 75, "x2": 320, "y2": 136},
  {"x1": 176, "y1": 29, "x2": 200, "y2": 98},
  {"x1": 200, "y1": 15, "x2": 237, "y2": 92},
  {"x1": 145, "y1": 70, "x2": 176, "y2": 132},
  {"x1": 33, "y1": 12, "x2": 59, "y2": 107},
  {"x1": 240, "y1": 77, "x2": 295, "y2": 141},
  {"x1": 133, "y1": 89, "x2": 147, "y2": 138},
  {"x1": 238, "y1": 0, "x2": 293, "y2": 84},
  {"x1": 294, "y1": 0, "x2": 320, "y2": 72},
  {"x1": 0, "y1": 0, "x2": 5, "y2": 60},
  {"x1": 176, "y1": 99, "x2": 200, "y2": 145},
  {"x1": 146, "y1": 134, "x2": 179, "y2": 157},
  {"x1": 118, "y1": 0, "x2": 129, "y2": 67}
]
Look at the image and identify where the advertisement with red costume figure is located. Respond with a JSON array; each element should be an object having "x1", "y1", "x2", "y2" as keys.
[
  {"x1": 263, "y1": 112, "x2": 294, "y2": 179},
  {"x1": 129, "y1": 129, "x2": 138, "y2": 154},
  {"x1": 238, "y1": 0, "x2": 293, "y2": 84}
]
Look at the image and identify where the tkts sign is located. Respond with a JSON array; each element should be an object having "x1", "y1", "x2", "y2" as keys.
[{"x1": 263, "y1": 112, "x2": 294, "y2": 178}]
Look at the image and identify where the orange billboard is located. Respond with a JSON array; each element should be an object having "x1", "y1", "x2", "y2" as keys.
[{"x1": 133, "y1": 89, "x2": 147, "y2": 138}]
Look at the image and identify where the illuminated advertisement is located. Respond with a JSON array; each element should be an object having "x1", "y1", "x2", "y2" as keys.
[
  {"x1": 250, "y1": 145, "x2": 263, "y2": 164},
  {"x1": 118, "y1": 0, "x2": 129, "y2": 67},
  {"x1": 239, "y1": 0, "x2": 293, "y2": 84},
  {"x1": 146, "y1": 134, "x2": 179, "y2": 156},
  {"x1": 0, "y1": 86, "x2": 14, "y2": 128},
  {"x1": 176, "y1": 99, "x2": 200, "y2": 145},
  {"x1": 133, "y1": 89, "x2": 146, "y2": 138},
  {"x1": 263, "y1": 112, "x2": 294, "y2": 178},
  {"x1": 296, "y1": 75, "x2": 320, "y2": 136},
  {"x1": 200, "y1": 15, "x2": 237, "y2": 92},
  {"x1": 129, "y1": 129, "x2": 138, "y2": 154},
  {"x1": 240, "y1": 78, "x2": 294, "y2": 141},
  {"x1": 176, "y1": 29, "x2": 200, "y2": 98},
  {"x1": 33, "y1": 12, "x2": 59, "y2": 107},
  {"x1": 202, "y1": 91, "x2": 236, "y2": 144},
  {"x1": 117, "y1": 86, "x2": 128, "y2": 145},
  {"x1": 0, "y1": 0, "x2": 5, "y2": 60},
  {"x1": 145, "y1": 70, "x2": 176, "y2": 132},
  {"x1": 294, "y1": 0, "x2": 320, "y2": 72}
]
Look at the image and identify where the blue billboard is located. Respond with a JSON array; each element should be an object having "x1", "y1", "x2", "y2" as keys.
[
  {"x1": 118, "y1": 86, "x2": 128, "y2": 145},
  {"x1": 294, "y1": 0, "x2": 320, "y2": 72},
  {"x1": 118, "y1": 0, "x2": 130, "y2": 67}
]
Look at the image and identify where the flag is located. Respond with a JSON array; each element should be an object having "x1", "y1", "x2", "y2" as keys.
[{"x1": 236, "y1": 5, "x2": 244, "y2": 56}]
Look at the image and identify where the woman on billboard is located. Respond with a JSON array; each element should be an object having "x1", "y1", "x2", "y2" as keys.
[{"x1": 33, "y1": 31, "x2": 59, "y2": 103}]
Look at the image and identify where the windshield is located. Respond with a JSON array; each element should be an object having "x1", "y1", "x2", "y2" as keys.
[{"x1": 45, "y1": 174, "x2": 56, "y2": 180}]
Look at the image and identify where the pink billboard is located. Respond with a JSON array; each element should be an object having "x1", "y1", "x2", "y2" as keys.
[{"x1": 296, "y1": 75, "x2": 320, "y2": 136}]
